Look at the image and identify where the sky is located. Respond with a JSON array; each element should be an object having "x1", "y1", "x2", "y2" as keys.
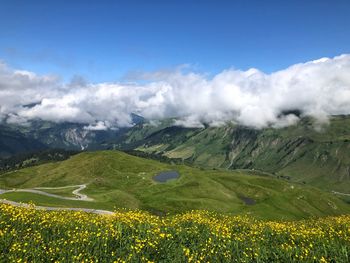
[
  {"x1": 0, "y1": 1, "x2": 350, "y2": 129},
  {"x1": 1, "y1": 0, "x2": 350, "y2": 82}
]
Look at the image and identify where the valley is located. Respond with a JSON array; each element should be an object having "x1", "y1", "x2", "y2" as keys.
[
  {"x1": 0, "y1": 115, "x2": 349, "y2": 220},
  {"x1": 0, "y1": 150, "x2": 349, "y2": 220},
  {"x1": 114, "y1": 115, "x2": 350, "y2": 193}
]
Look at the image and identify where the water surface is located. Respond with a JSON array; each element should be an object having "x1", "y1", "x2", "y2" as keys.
[
  {"x1": 153, "y1": 171, "x2": 180, "y2": 183},
  {"x1": 239, "y1": 195, "x2": 256, "y2": 205}
]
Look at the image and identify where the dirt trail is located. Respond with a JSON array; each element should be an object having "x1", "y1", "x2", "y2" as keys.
[
  {"x1": 0, "y1": 184, "x2": 93, "y2": 201},
  {"x1": 332, "y1": 191, "x2": 350, "y2": 197}
]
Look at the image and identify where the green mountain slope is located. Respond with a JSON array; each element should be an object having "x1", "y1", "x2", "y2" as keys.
[
  {"x1": 113, "y1": 116, "x2": 350, "y2": 192},
  {"x1": 0, "y1": 150, "x2": 349, "y2": 220}
]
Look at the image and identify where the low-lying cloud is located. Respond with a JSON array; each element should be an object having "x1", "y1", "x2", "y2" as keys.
[{"x1": 1, "y1": 54, "x2": 350, "y2": 129}]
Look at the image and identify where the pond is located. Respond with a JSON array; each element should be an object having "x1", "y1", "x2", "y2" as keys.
[
  {"x1": 239, "y1": 195, "x2": 256, "y2": 205},
  {"x1": 153, "y1": 171, "x2": 180, "y2": 183}
]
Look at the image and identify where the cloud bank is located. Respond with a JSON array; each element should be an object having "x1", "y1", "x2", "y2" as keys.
[{"x1": 1, "y1": 54, "x2": 350, "y2": 129}]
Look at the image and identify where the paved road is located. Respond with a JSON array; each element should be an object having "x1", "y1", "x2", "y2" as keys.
[{"x1": 0, "y1": 199, "x2": 114, "y2": 215}]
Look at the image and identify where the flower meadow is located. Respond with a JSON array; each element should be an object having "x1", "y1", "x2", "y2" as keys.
[{"x1": 0, "y1": 204, "x2": 349, "y2": 262}]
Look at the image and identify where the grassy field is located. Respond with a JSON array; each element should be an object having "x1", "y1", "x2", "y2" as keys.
[
  {"x1": 0, "y1": 150, "x2": 349, "y2": 220},
  {"x1": 0, "y1": 203, "x2": 349, "y2": 262}
]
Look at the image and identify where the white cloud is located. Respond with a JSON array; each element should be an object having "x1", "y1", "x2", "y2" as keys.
[
  {"x1": 0, "y1": 54, "x2": 350, "y2": 129},
  {"x1": 84, "y1": 121, "x2": 109, "y2": 131}
]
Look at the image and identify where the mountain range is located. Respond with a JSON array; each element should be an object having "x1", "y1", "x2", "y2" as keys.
[{"x1": 1, "y1": 115, "x2": 349, "y2": 194}]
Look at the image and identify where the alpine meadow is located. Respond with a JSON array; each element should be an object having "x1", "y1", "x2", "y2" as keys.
[{"x1": 0, "y1": 1, "x2": 350, "y2": 262}]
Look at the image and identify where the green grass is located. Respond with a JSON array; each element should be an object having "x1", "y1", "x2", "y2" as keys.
[{"x1": 0, "y1": 150, "x2": 349, "y2": 220}]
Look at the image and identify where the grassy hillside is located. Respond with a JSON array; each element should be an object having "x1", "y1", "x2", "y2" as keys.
[
  {"x1": 0, "y1": 150, "x2": 349, "y2": 220},
  {"x1": 116, "y1": 116, "x2": 350, "y2": 193}
]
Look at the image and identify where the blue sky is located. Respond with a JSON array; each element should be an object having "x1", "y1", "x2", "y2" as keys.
[{"x1": 0, "y1": 0, "x2": 350, "y2": 82}]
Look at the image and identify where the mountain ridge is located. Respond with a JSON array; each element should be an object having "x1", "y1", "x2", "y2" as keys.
[
  {"x1": 112, "y1": 115, "x2": 350, "y2": 192},
  {"x1": 1, "y1": 115, "x2": 349, "y2": 193}
]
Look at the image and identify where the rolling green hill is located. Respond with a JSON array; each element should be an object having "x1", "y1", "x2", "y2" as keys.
[
  {"x1": 0, "y1": 150, "x2": 349, "y2": 220},
  {"x1": 113, "y1": 115, "x2": 350, "y2": 193}
]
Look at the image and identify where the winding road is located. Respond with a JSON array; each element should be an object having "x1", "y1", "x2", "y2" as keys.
[
  {"x1": 0, "y1": 184, "x2": 93, "y2": 201},
  {"x1": 0, "y1": 184, "x2": 115, "y2": 215}
]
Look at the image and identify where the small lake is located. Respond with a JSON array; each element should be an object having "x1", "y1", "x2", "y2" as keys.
[
  {"x1": 153, "y1": 171, "x2": 180, "y2": 183},
  {"x1": 239, "y1": 195, "x2": 256, "y2": 205}
]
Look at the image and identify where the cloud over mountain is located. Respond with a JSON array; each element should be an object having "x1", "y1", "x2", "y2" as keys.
[{"x1": 1, "y1": 54, "x2": 350, "y2": 129}]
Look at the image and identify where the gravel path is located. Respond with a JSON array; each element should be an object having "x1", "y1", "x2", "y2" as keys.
[
  {"x1": 0, "y1": 184, "x2": 93, "y2": 201},
  {"x1": 332, "y1": 191, "x2": 350, "y2": 197}
]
